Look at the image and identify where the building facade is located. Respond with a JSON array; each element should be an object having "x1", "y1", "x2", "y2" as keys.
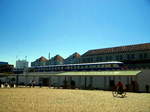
[
  {"x1": 64, "y1": 52, "x2": 80, "y2": 64},
  {"x1": 79, "y1": 43, "x2": 150, "y2": 69},
  {"x1": 2, "y1": 43, "x2": 149, "y2": 92},
  {"x1": 16, "y1": 60, "x2": 28, "y2": 69},
  {"x1": 2, "y1": 69, "x2": 148, "y2": 92},
  {"x1": 48, "y1": 55, "x2": 64, "y2": 65},
  {"x1": 31, "y1": 56, "x2": 48, "y2": 67},
  {"x1": 0, "y1": 62, "x2": 13, "y2": 73},
  {"x1": 0, "y1": 62, "x2": 8, "y2": 65}
]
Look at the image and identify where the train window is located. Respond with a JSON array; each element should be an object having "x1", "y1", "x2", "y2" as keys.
[
  {"x1": 45, "y1": 67, "x2": 48, "y2": 71},
  {"x1": 83, "y1": 65, "x2": 86, "y2": 69},
  {"x1": 52, "y1": 67, "x2": 54, "y2": 70},
  {"x1": 98, "y1": 65, "x2": 102, "y2": 68},
  {"x1": 91, "y1": 65, "x2": 96, "y2": 68},
  {"x1": 77, "y1": 66, "x2": 80, "y2": 69},
  {"x1": 89, "y1": 65, "x2": 93, "y2": 68},
  {"x1": 61, "y1": 66, "x2": 63, "y2": 70},
  {"x1": 80, "y1": 65, "x2": 84, "y2": 69},
  {"x1": 82, "y1": 65, "x2": 85, "y2": 69},
  {"x1": 105, "y1": 64, "x2": 111, "y2": 68},
  {"x1": 49, "y1": 67, "x2": 51, "y2": 70},
  {"x1": 57, "y1": 67, "x2": 60, "y2": 70},
  {"x1": 110, "y1": 64, "x2": 114, "y2": 68},
  {"x1": 101, "y1": 65, "x2": 105, "y2": 68},
  {"x1": 112, "y1": 64, "x2": 119, "y2": 68},
  {"x1": 85, "y1": 65, "x2": 89, "y2": 68},
  {"x1": 73, "y1": 66, "x2": 76, "y2": 70},
  {"x1": 67, "y1": 66, "x2": 69, "y2": 69},
  {"x1": 96, "y1": 65, "x2": 99, "y2": 68},
  {"x1": 70, "y1": 66, "x2": 73, "y2": 69}
]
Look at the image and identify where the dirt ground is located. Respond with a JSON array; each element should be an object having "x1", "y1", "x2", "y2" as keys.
[{"x1": 0, "y1": 88, "x2": 150, "y2": 112}]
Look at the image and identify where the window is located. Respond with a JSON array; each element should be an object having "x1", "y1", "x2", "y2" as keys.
[
  {"x1": 105, "y1": 64, "x2": 111, "y2": 68},
  {"x1": 67, "y1": 66, "x2": 70, "y2": 70},
  {"x1": 101, "y1": 65, "x2": 105, "y2": 68},
  {"x1": 106, "y1": 56, "x2": 112, "y2": 61},
  {"x1": 77, "y1": 66, "x2": 80, "y2": 69},
  {"x1": 70, "y1": 66, "x2": 73, "y2": 69},
  {"x1": 72, "y1": 66, "x2": 76, "y2": 70},
  {"x1": 131, "y1": 54, "x2": 135, "y2": 59},
  {"x1": 85, "y1": 65, "x2": 88, "y2": 69},
  {"x1": 98, "y1": 65, "x2": 102, "y2": 68},
  {"x1": 144, "y1": 53, "x2": 148, "y2": 58},
  {"x1": 139, "y1": 53, "x2": 148, "y2": 59},
  {"x1": 139, "y1": 54, "x2": 144, "y2": 59},
  {"x1": 99, "y1": 57, "x2": 103, "y2": 61},
  {"x1": 96, "y1": 57, "x2": 99, "y2": 61},
  {"x1": 116, "y1": 55, "x2": 123, "y2": 60},
  {"x1": 127, "y1": 54, "x2": 135, "y2": 60},
  {"x1": 112, "y1": 64, "x2": 119, "y2": 68}
]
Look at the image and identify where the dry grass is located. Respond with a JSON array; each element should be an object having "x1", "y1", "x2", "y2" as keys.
[{"x1": 0, "y1": 88, "x2": 150, "y2": 112}]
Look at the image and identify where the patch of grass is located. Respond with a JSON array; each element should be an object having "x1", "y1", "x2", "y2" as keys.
[{"x1": 0, "y1": 88, "x2": 150, "y2": 112}]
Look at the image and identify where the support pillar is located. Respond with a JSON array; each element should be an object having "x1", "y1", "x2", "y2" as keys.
[{"x1": 85, "y1": 76, "x2": 87, "y2": 89}]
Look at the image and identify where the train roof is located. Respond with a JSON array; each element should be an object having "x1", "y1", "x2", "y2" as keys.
[{"x1": 31, "y1": 61, "x2": 123, "y2": 68}]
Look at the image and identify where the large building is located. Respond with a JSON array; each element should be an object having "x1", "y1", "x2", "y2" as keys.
[
  {"x1": 0, "y1": 61, "x2": 13, "y2": 73},
  {"x1": 79, "y1": 43, "x2": 150, "y2": 69},
  {"x1": 64, "y1": 52, "x2": 80, "y2": 64},
  {"x1": 16, "y1": 60, "x2": 28, "y2": 69},
  {"x1": 49, "y1": 55, "x2": 64, "y2": 65},
  {"x1": 3, "y1": 43, "x2": 149, "y2": 92},
  {"x1": 0, "y1": 62, "x2": 8, "y2": 65},
  {"x1": 31, "y1": 55, "x2": 64, "y2": 67},
  {"x1": 31, "y1": 56, "x2": 48, "y2": 67}
]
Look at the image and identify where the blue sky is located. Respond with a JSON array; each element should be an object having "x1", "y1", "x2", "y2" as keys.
[{"x1": 0, "y1": 0, "x2": 150, "y2": 66}]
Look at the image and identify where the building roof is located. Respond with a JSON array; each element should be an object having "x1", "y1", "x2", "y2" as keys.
[
  {"x1": 82, "y1": 43, "x2": 150, "y2": 57},
  {"x1": 0, "y1": 62, "x2": 8, "y2": 65},
  {"x1": 65, "y1": 52, "x2": 80, "y2": 60},
  {"x1": 73, "y1": 52, "x2": 81, "y2": 58},
  {"x1": 53, "y1": 55, "x2": 64, "y2": 61},
  {"x1": 37, "y1": 56, "x2": 48, "y2": 62}
]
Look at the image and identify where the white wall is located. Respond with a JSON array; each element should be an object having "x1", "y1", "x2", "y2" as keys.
[{"x1": 137, "y1": 69, "x2": 150, "y2": 92}]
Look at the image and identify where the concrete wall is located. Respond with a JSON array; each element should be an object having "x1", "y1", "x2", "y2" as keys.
[{"x1": 137, "y1": 69, "x2": 150, "y2": 92}]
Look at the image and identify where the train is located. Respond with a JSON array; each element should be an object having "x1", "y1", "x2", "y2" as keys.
[{"x1": 30, "y1": 61, "x2": 124, "y2": 72}]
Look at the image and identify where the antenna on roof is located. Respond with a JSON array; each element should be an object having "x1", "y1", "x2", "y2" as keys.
[
  {"x1": 48, "y1": 52, "x2": 50, "y2": 60},
  {"x1": 25, "y1": 56, "x2": 27, "y2": 61},
  {"x1": 16, "y1": 55, "x2": 18, "y2": 60}
]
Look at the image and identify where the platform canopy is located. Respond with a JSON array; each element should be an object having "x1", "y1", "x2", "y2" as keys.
[
  {"x1": 55, "y1": 70, "x2": 141, "y2": 76},
  {"x1": 21, "y1": 70, "x2": 142, "y2": 77}
]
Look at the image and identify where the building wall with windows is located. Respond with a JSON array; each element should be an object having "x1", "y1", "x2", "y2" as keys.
[
  {"x1": 79, "y1": 43, "x2": 150, "y2": 68},
  {"x1": 0, "y1": 62, "x2": 13, "y2": 73},
  {"x1": 4, "y1": 69, "x2": 149, "y2": 92},
  {"x1": 16, "y1": 60, "x2": 28, "y2": 69}
]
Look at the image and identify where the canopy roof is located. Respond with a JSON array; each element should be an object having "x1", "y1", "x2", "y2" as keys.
[
  {"x1": 24, "y1": 70, "x2": 141, "y2": 76},
  {"x1": 0, "y1": 70, "x2": 141, "y2": 77},
  {"x1": 56, "y1": 70, "x2": 141, "y2": 76}
]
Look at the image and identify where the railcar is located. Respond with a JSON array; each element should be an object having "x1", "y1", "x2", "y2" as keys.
[{"x1": 30, "y1": 61, "x2": 124, "y2": 72}]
